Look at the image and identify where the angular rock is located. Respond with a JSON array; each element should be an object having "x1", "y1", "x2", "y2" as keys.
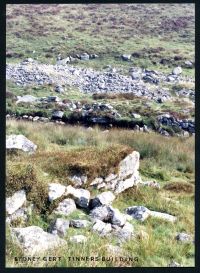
[
  {"x1": 49, "y1": 218, "x2": 70, "y2": 237},
  {"x1": 6, "y1": 190, "x2": 26, "y2": 215},
  {"x1": 69, "y1": 235, "x2": 87, "y2": 243},
  {"x1": 6, "y1": 207, "x2": 28, "y2": 224},
  {"x1": 114, "y1": 172, "x2": 141, "y2": 194},
  {"x1": 11, "y1": 226, "x2": 66, "y2": 255},
  {"x1": 6, "y1": 135, "x2": 37, "y2": 153},
  {"x1": 90, "y1": 191, "x2": 115, "y2": 209},
  {"x1": 118, "y1": 151, "x2": 140, "y2": 179},
  {"x1": 89, "y1": 205, "x2": 111, "y2": 222},
  {"x1": 125, "y1": 206, "x2": 151, "y2": 222},
  {"x1": 175, "y1": 232, "x2": 193, "y2": 243},
  {"x1": 70, "y1": 219, "x2": 91, "y2": 228},
  {"x1": 121, "y1": 54, "x2": 131, "y2": 61},
  {"x1": 52, "y1": 110, "x2": 64, "y2": 119},
  {"x1": 105, "y1": 173, "x2": 118, "y2": 182},
  {"x1": 92, "y1": 219, "x2": 112, "y2": 236},
  {"x1": 48, "y1": 183, "x2": 66, "y2": 202},
  {"x1": 114, "y1": 222, "x2": 134, "y2": 241},
  {"x1": 53, "y1": 198, "x2": 76, "y2": 216},
  {"x1": 68, "y1": 174, "x2": 87, "y2": 187},
  {"x1": 90, "y1": 177, "x2": 104, "y2": 186},
  {"x1": 66, "y1": 185, "x2": 90, "y2": 208},
  {"x1": 109, "y1": 206, "x2": 126, "y2": 227}
]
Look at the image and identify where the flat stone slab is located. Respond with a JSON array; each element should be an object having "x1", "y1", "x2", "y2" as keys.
[{"x1": 6, "y1": 135, "x2": 37, "y2": 153}]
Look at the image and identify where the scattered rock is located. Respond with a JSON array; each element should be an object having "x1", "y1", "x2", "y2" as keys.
[
  {"x1": 68, "y1": 174, "x2": 87, "y2": 187},
  {"x1": 175, "y1": 232, "x2": 193, "y2": 243},
  {"x1": 125, "y1": 206, "x2": 151, "y2": 222},
  {"x1": 92, "y1": 219, "x2": 112, "y2": 236},
  {"x1": 90, "y1": 191, "x2": 115, "y2": 209},
  {"x1": 49, "y1": 218, "x2": 70, "y2": 237},
  {"x1": 66, "y1": 185, "x2": 90, "y2": 208},
  {"x1": 114, "y1": 222, "x2": 134, "y2": 241},
  {"x1": 53, "y1": 198, "x2": 77, "y2": 216},
  {"x1": 6, "y1": 135, "x2": 37, "y2": 153},
  {"x1": 6, "y1": 190, "x2": 27, "y2": 215},
  {"x1": 118, "y1": 151, "x2": 140, "y2": 180},
  {"x1": 109, "y1": 207, "x2": 126, "y2": 227},
  {"x1": 48, "y1": 183, "x2": 66, "y2": 202},
  {"x1": 16, "y1": 95, "x2": 37, "y2": 104},
  {"x1": 149, "y1": 210, "x2": 177, "y2": 222},
  {"x1": 132, "y1": 113, "x2": 141, "y2": 119},
  {"x1": 70, "y1": 219, "x2": 91, "y2": 228},
  {"x1": 89, "y1": 205, "x2": 111, "y2": 222},
  {"x1": 172, "y1": 66, "x2": 182, "y2": 75},
  {"x1": 52, "y1": 110, "x2": 64, "y2": 119},
  {"x1": 121, "y1": 54, "x2": 131, "y2": 61},
  {"x1": 11, "y1": 226, "x2": 66, "y2": 255}
]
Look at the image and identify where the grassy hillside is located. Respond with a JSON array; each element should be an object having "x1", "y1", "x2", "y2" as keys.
[
  {"x1": 6, "y1": 120, "x2": 194, "y2": 267},
  {"x1": 6, "y1": 4, "x2": 195, "y2": 75}
]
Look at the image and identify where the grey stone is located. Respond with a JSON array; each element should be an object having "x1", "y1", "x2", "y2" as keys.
[
  {"x1": 68, "y1": 174, "x2": 87, "y2": 187},
  {"x1": 114, "y1": 222, "x2": 134, "y2": 241},
  {"x1": 53, "y1": 198, "x2": 76, "y2": 216},
  {"x1": 70, "y1": 219, "x2": 91, "y2": 228},
  {"x1": 125, "y1": 206, "x2": 151, "y2": 222},
  {"x1": 66, "y1": 185, "x2": 90, "y2": 208},
  {"x1": 52, "y1": 110, "x2": 64, "y2": 119},
  {"x1": 90, "y1": 191, "x2": 115, "y2": 209},
  {"x1": 16, "y1": 95, "x2": 37, "y2": 104},
  {"x1": 168, "y1": 261, "x2": 181, "y2": 267},
  {"x1": 6, "y1": 190, "x2": 26, "y2": 215},
  {"x1": 118, "y1": 151, "x2": 140, "y2": 180},
  {"x1": 109, "y1": 206, "x2": 126, "y2": 227},
  {"x1": 149, "y1": 210, "x2": 177, "y2": 222},
  {"x1": 121, "y1": 54, "x2": 131, "y2": 61},
  {"x1": 49, "y1": 218, "x2": 70, "y2": 237},
  {"x1": 92, "y1": 219, "x2": 112, "y2": 236},
  {"x1": 6, "y1": 135, "x2": 37, "y2": 153},
  {"x1": 172, "y1": 66, "x2": 182, "y2": 75},
  {"x1": 175, "y1": 232, "x2": 193, "y2": 243},
  {"x1": 90, "y1": 205, "x2": 111, "y2": 222},
  {"x1": 48, "y1": 183, "x2": 66, "y2": 202},
  {"x1": 11, "y1": 226, "x2": 66, "y2": 255},
  {"x1": 132, "y1": 113, "x2": 141, "y2": 119}
]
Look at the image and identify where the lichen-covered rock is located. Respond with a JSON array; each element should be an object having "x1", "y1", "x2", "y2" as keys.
[
  {"x1": 175, "y1": 232, "x2": 193, "y2": 243},
  {"x1": 66, "y1": 185, "x2": 90, "y2": 208},
  {"x1": 70, "y1": 219, "x2": 91, "y2": 228},
  {"x1": 125, "y1": 206, "x2": 151, "y2": 222},
  {"x1": 89, "y1": 205, "x2": 111, "y2": 222},
  {"x1": 90, "y1": 191, "x2": 115, "y2": 209},
  {"x1": 48, "y1": 183, "x2": 66, "y2": 202},
  {"x1": 6, "y1": 190, "x2": 26, "y2": 215},
  {"x1": 49, "y1": 218, "x2": 70, "y2": 237},
  {"x1": 114, "y1": 222, "x2": 134, "y2": 241},
  {"x1": 6, "y1": 135, "x2": 37, "y2": 153},
  {"x1": 53, "y1": 198, "x2": 76, "y2": 216},
  {"x1": 118, "y1": 151, "x2": 140, "y2": 179},
  {"x1": 11, "y1": 226, "x2": 66, "y2": 255},
  {"x1": 92, "y1": 219, "x2": 112, "y2": 236},
  {"x1": 109, "y1": 206, "x2": 126, "y2": 227}
]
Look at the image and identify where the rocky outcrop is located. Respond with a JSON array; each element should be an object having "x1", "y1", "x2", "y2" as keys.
[{"x1": 6, "y1": 135, "x2": 37, "y2": 153}]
